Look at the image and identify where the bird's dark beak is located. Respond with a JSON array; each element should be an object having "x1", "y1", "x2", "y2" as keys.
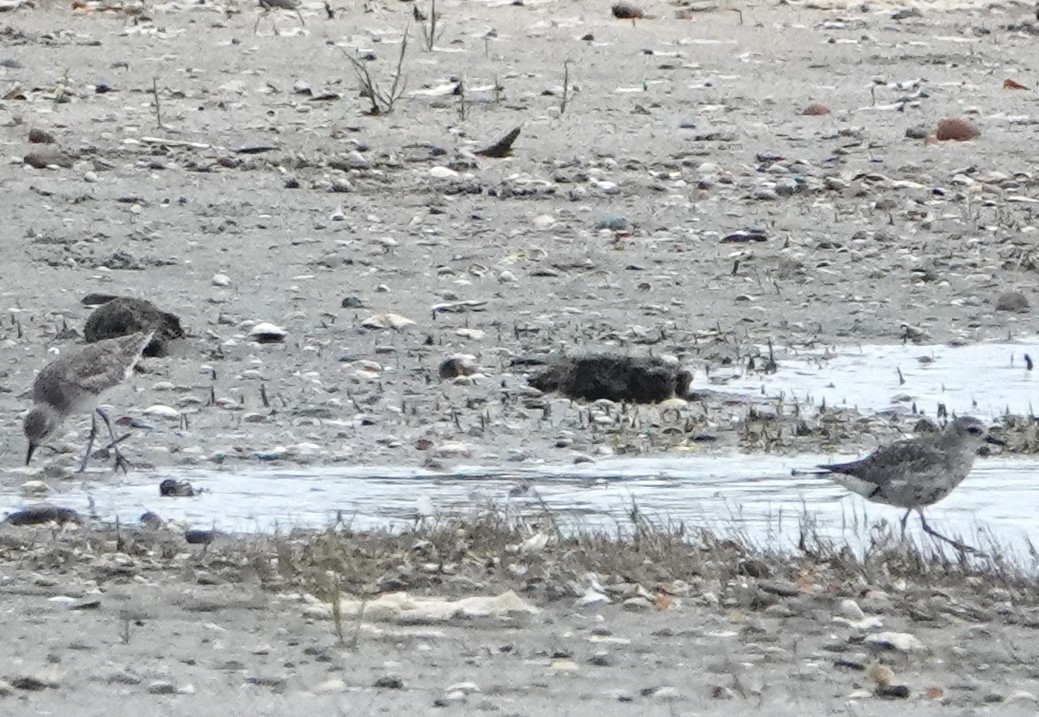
[
  {"x1": 985, "y1": 435, "x2": 1005, "y2": 446},
  {"x1": 25, "y1": 443, "x2": 36, "y2": 466}
]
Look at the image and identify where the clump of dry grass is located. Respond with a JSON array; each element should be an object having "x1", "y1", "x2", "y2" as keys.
[{"x1": 3, "y1": 501, "x2": 1039, "y2": 617}]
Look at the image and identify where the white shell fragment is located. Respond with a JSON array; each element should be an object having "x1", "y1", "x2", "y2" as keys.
[
  {"x1": 361, "y1": 313, "x2": 416, "y2": 330},
  {"x1": 248, "y1": 323, "x2": 288, "y2": 343}
]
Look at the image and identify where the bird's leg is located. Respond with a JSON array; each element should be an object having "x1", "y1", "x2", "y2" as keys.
[
  {"x1": 294, "y1": 7, "x2": 304, "y2": 25},
  {"x1": 253, "y1": 11, "x2": 264, "y2": 33},
  {"x1": 917, "y1": 510, "x2": 982, "y2": 556},
  {"x1": 96, "y1": 408, "x2": 132, "y2": 473},
  {"x1": 76, "y1": 412, "x2": 99, "y2": 473},
  {"x1": 899, "y1": 508, "x2": 911, "y2": 538}
]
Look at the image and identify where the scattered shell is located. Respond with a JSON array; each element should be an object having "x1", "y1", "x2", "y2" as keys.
[
  {"x1": 936, "y1": 117, "x2": 980, "y2": 141},
  {"x1": 867, "y1": 661, "x2": 895, "y2": 687},
  {"x1": 439, "y1": 354, "x2": 479, "y2": 380},
  {"x1": 361, "y1": 313, "x2": 416, "y2": 330},
  {"x1": 142, "y1": 405, "x2": 182, "y2": 421},
  {"x1": 19, "y1": 481, "x2": 50, "y2": 496},
  {"x1": 248, "y1": 322, "x2": 288, "y2": 343},
  {"x1": 865, "y1": 632, "x2": 926, "y2": 653}
]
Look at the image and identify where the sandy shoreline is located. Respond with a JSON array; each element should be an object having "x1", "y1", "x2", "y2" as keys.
[{"x1": 5, "y1": 0, "x2": 1039, "y2": 710}]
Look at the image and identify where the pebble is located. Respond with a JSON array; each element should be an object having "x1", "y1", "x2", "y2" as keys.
[
  {"x1": 839, "y1": 599, "x2": 865, "y2": 621},
  {"x1": 11, "y1": 674, "x2": 58, "y2": 691},
  {"x1": 588, "y1": 651, "x2": 613, "y2": 667},
  {"x1": 864, "y1": 632, "x2": 926, "y2": 653},
  {"x1": 622, "y1": 596, "x2": 653, "y2": 611},
  {"x1": 211, "y1": 273, "x2": 231, "y2": 287},
  {"x1": 315, "y1": 678, "x2": 347, "y2": 693},
  {"x1": 1007, "y1": 690, "x2": 1039, "y2": 703},
  {"x1": 247, "y1": 322, "x2": 287, "y2": 343},
  {"x1": 5, "y1": 505, "x2": 80, "y2": 526},
  {"x1": 361, "y1": 313, "x2": 416, "y2": 330},
  {"x1": 758, "y1": 580, "x2": 800, "y2": 597},
  {"x1": 875, "y1": 684, "x2": 911, "y2": 699},
  {"x1": 143, "y1": 405, "x2": 182, "y2": 421},
  {"x1": 995, "y1": 290, "x2": 1029, "y2": 313},
  {"x1": 373, "y1": 675, "x2": 403, "y2": 689}
]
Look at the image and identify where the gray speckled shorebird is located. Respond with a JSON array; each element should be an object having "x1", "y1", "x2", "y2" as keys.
[
  {"x1": 24, "y1": 332, "x2": 152, "y2": 473},
  {"x1": 812, "y1": 416, "x2": 1003, "y2": 554}
]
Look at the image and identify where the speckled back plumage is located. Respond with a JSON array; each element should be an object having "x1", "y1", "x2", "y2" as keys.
[
  {"x1": 817, "y1": 416, "x2": 989, "y2": 509},
  {"x1": 32, "y1": 332, "x2": 153, "y2": 413}
]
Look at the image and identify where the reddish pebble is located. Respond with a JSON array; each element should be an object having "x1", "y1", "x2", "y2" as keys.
[
  {"x1": 802, "y1": 102, "x2": 831, "y2": 116},
  {"x1": 935, "y1": 117, "x2": 980, "y2": 141}
]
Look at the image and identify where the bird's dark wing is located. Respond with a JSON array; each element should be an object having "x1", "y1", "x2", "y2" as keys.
[
  {"x1": 33, "y1": 333, "x2": 150, "y2": 407},
  {"x1": 817, "y1": 438, "x2": 946, "y2": 488}
]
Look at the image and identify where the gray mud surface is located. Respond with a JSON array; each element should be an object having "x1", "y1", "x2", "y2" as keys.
[
  {"x1": 4, "y1": 0, "x2": 1039, "y2": 713},
  {"x1": 3, "y1": 0, "x2": 1039, "y2": 470}
]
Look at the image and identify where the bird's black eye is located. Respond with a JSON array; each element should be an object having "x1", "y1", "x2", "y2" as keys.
[{"x1": 967, "y1": 426, "x2": 982, "y2": 435}]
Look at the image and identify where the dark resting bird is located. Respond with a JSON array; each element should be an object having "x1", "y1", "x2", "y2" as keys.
[{"x1": 811, "y1": 416, "x2": 1002, "y2": 554}]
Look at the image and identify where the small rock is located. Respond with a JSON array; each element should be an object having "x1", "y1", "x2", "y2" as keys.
[
  {"x1": 212, "y1": 273, "x2": 232, "y2": 287},
  {"x1": 439, "y1": 355, "x2": 479, "y2": 380},
  {"x1": 1007, "y1": 690, "x2": 1039, "y2": 703},
  {"x1": 4, "y1": 505, "x2": 80, "y2": 526},
  {"x1": 936, "y1": 117, "x2": 980, "y2": 141},
  {"x1": 315, "y1": 678, "x2": 346, "y2": 693},
  {"x1": 70, "y1": 597, "x2": 102, "y2": 611},
  {"x1": 248, "y1": 322, "x2": 288, "y2": 343},
  {"x1": 996, "y1": 290, "x2": 1029, "y2": 313},
  {"x1": 159, "y1": 479, "x2": 198, "y2": 497},
  {"x1": 840, "y1": 599, "x2": 865, "y2": 621},
  {"x1": 622, "y1": 596, "x2": 653, "y2": 612},
  {"x1": 341, "y1": 296, "x2": 365, "y2": 309},
  {"x1": 29, "y1": 128, "x2": 56, "y2": 144},
  {"x1": 802, "y1": 102, "x2": 831, "y2": 116},
  {"x1": 184, "y1": 530, "x2": 217, "y2": 545},
  {"x1": 737, "y1": 559, "x2": 772, "y2": 579},
  {"x1": 147, "y1": 681, "x2": 177, "y2": 695},
  {"x1": 867, "y1": 661, "x2": 895, "y2": 687},
  {"x1": 758, "y1": 580, "x2": 800, "y2": 597},
  {"x1": 361, "y1": 313, "x2": 416, "y2": 330},
  {"x1": 374, "y1": 675, "x2": 403, "y2": 689},
  {"x1": 876, "y1": 684, "x2": 911, "y2": 699},
  {"x1": 24, "y1": 147, "x2": 74, "y2": 169},
  {"x1": 864, "y1": 632, "x2": 926, "y2": 653},
  {"x1": 588, "y1": 651, "x2": 613, "y2": 667},
  {"x1": 11, "y1": 674, "x2": 57, "y2": 691},
  {"x1": 596, "y1": 215, "x2": 628, "y2": 230},
  {"x1": 445, "y1": 682, "x2": 481, "y2": 695}
]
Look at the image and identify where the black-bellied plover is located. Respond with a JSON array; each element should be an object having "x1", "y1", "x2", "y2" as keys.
[
  {"x1": 812, "y1": 416, "x2": 1002, "y2": 553},
  {"x1": 24, "y1": 331, "x2": 153, "y2": 473}
]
